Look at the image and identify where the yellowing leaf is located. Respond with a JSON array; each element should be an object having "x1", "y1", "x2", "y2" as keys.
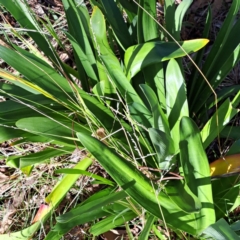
[
  {"x1": 0, "y1": 69, "x2": 56, "y2": 100},
  {"x1": 32, "y1": 204, "x2": 51, "y2": 224},
  {"x1": 210, "y1": 154, "x2": 240, "y2": 177}
]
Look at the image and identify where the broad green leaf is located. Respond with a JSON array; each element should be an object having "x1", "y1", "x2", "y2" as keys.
[
  {"x1": 166, "y1": 59, "x2": 189, "y2": 151},
  {"x1": 0, "y1": 222, "x2": 40, "y2": 240},
  {"x1": 227, "y1": 139, "x2": 240, "y2": 155},
  {"x1": 55, "y1": 168, "x2": 115, "y2": 186},
  {"x1": 93, "y1": 0, "x2": 133, "y2": 50},
  {"x1": 16, "y1": 117, "x2": 90, "y2": 146},
  {"x1": 76, "y1": 88, "x2": 132, "y2": 136},
  {"x1": 0, "y1": 45, "x2": 74, "y2": 102},
  {"x1": 0, "y1": 94, "x2": 65, "y2": 121},
  {"x1": 231, "y1": 220, "x2": 240, "y2": 232},
  {"x1": 89, "y1": 6, "x2": 117, "y2": 99},
  {"x1": 137, "y1": 0, "x2": 158, "y2": 43},
  {"x1": 90, "y1": 6, "x2": 143, "y2": 105},
  {"x1": 125, "y1": 39, "x2": 209, "y2": 79},
  {"x1": 81, "y1": 187, "x2": 115, "y2": 205},
  {"x1": 62, "y1": 0, "x2": 97, "y2": 91},
  {"x1": 152, "y1": 224, "x2": 167, "y2": 240},
  {"x1": 90, "y1": 210, "x2": 137, "y2": 236},
  {"x1": 42, "y1": 231, "x2": 61, "y2": 240},
  {"x1": 201, "y1": 99, "x2": 239, "y2": 149},
  {"x1": 139, "y1": 215, "x2": 156, "y2": 240},
  {"x1": 142, "y1": 63, "x2": 166, "y2": 110},
  {"x1": 211, "y1": 176, "x2": 239, "y2": 220},
  {"x1": 118, "y1": 0, "x2": 138, "y2": 22},
  {"x1": 188, "y1": 7, "x2": 212, "y2": 100},
  {"x1": 211, "y1": 44, "x2": 240, "y2": 92},
  {"x1": 137, "y1": 0, "x2": 163, "y2": 101},
  {"x1": 148, "y1": 128, "x2": 175, "y2": 170},
  {"x1": 0, "y1": 69, "x2": 52, "y2": 97},
  {"x1": 6, "y1": 147, "x2": 73, "y2": 170},
  {"x1": 51, "y1": 191, "x2": 127, "y2": 236},
  {"x1": 164, "y1": 0, "x2": 175, "y2": 39},
  {"x1": 202, "y1": 0, "x2": 240, "y2": 79},
  {"x1": 205, "y1": 86, "x2": 240, "y2": 112},
  {"x1": 66, "y1": 32, "x2": 98, "y2": 88},
  {"x1": 180, "y1": 117, "x2": 215, "y2": 229},
  {"x1": 75, "y1": 88, "x2": 150, "y2": 157},
  {"x1": 174, "y1": 0, "x2": 193, "y2": 40},
  {"x1": 92, "y1": 81, "x2": 105, "y2": 102},
  {"x1": 77, "y1": 132, "x2": 208, "y2": 235},
  {"x1": 0, "y1": 81, "x2": 38, "y2": 96},
  {"x1": 128, "y1": 102, "x2": 154, "y2": 129},
  {"x1": 193, "y1": 44, "x2": 240, "y2": 113},
  {"x1": 45, "y1": 157, "x2": 93, "y2": 205},
  {"x1": 140, "y1": 84, "x2": 169, "y2": 134},
  {"x1": 203, "y1": 218, "x2": 240, "y2": 240},
  {"x1": 63, "y1": 0, "x2": 96, "y2": 66},
  {"x1": 165, "y1": 179, "x2": 202, "y2": 213},
  {"x1": 0, "y1": 125, "x2": 28, "y2": 142}
]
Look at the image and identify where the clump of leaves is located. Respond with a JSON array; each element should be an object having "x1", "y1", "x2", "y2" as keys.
[{"x1": 0, "y1": 0, "x2": 240, "y2": 239}]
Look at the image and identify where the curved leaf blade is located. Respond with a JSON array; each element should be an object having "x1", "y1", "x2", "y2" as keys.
[
  {"x1": 210, "y1": 154, "x2": 240, "y2": 177},
  {"x1": 77, "y1": 132, "x2": 205, "y2": 235},
  {"x1": 125, "y1": 39, "x2": 209, "y2": 79},
  {"x1": 90, "y1": 6, "x2": 143, "y2": 105},
  {"x1": 166, "y1": 59, "x2": 189, "y2": 151},
  {"x1": 180, "y1": 117, "x2": 215, "y2": 230}
]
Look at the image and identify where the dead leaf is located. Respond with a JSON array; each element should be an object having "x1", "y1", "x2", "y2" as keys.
[
  {"x1": 32, "y1": 204, "x2": 51, "y2": 223},
  {"x1": 210, "y1": 154, "x2": 240, "y2": 177},
  {"x1": 0, "y1": 172, "x2": 9, "y2": 183},
  {"x1": 102, "y1": 229, "x2": 128, "y2": 240},
  {"x1": 0, "y1": 202, "x2": 16, "y2": 234}
]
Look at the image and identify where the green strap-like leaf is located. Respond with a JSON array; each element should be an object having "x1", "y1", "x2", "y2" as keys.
[
  {"x1": 201, "y1": 99, "x2": 239, "y2": 149},
  {"x1": 166, "y1": 59, "x2": 189, "y2": 151},
  {"x1": 125, "y1": 39, "x2": 209, "y2": 79},
  {"x1": 92, "y1": 0, "x2": 133, "y2": 50},
  {"x1": 188, "y1": 6, "x2": 212, "y2": 102},
  {"x1": 76, "y1": 132, "x2": 208, "y2": 235},
  {"x1": 212, "y1": 176, "x2": 239, "y2": 220},
  {"x1": 62, "y1": 0, "x2": 98, "y2": 91},
  {"x1": 140, "y1": 84, "x2": 169, "y2": 134},
  {"x1": 190, "y1": 0, "x2": 240, "y2": 113},
  {"x1": 0, "y1": 45, "x2": 74, "y2": 102},
  {"x1": 139, "y1": 214, "x2": 156, "y2": 240},
  {"x1": 137, "y1": 0, "x2": 158, "y2": 43},
  {"x1": 193, "y1": 44, "x2": 240, "y2": 113},
  {"x1": 148, "y1": 128, "x2": 175, "y2": 170},
  {"x1": 203, "y1": 218, "x2": 240, "y2": 240},
  {"x1": 90, "y1": 210, "x2": 137, "y2": 236},
  {"x1": 174, "y1": 0, "x2": 193, "y2": 40},
  {"x1": 179, "y1": 117, "x2": 215, "y2": 230},
  {"x1": 91, "y1": 6, "x2": 144, "y2": 105},
  {"x1": 52, "y1": 190, "x2": 127, "y2": 235},
  {"x1": 164, "y1": 0, "x2": 176, "y2": 39},
  {"x1": 16, "y1": 117, "x2": 90, "y2": 146}
]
